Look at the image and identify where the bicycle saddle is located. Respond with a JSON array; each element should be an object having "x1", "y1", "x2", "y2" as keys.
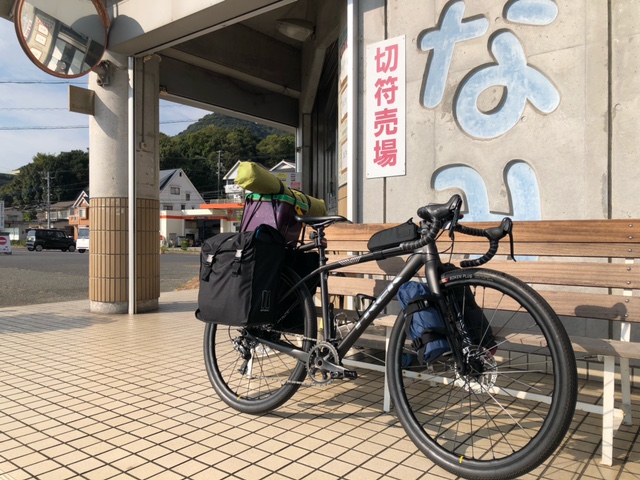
[{"x1": 294, "y1": 215, "x2": 350, "y2": 229}]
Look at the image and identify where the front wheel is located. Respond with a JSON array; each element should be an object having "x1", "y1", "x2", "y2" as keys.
[
  {"x1": 203, "y1": 266, "x2": 317, "y2": 414},
  {"x1": 387, "y1": 268, "x2": 577, "y2": 480}
]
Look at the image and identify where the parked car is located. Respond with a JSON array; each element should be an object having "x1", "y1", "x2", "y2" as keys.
[
  {"x1": 26, "y1": 229, "x2": 76, "y2": 252},
  {"x1": 76, "y1": 226, "x2": 89, "y2": 253}
]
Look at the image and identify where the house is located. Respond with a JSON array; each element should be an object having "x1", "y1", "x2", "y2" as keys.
[
  {"x1": 39, "y1": 201, "x2": 74, "y2": 235},
  {"x1": 159, "y1": 169, "x2": 205, "y2": 211},
  {"x1": 69, "y1": 190, "x2": 90, "y2": 240},
  {"x1": 159, "y1": 169, "x2": 219, "y2": 246},
  {"x1": 2, "y1": 207, "x2": 28, "y2": 241}
]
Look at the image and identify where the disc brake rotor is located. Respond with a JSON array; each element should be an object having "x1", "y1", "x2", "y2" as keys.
[{"x1": 454, "y1": 347, "x2": 498, "y2": 394}]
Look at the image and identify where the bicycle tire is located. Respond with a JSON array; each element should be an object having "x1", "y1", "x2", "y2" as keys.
[
  {"x1": 387, "y1": 268, "x2": 577, "y2": 480},
  {"x1": 203, "y1": 266, "x2": 317, "y2": 414}
]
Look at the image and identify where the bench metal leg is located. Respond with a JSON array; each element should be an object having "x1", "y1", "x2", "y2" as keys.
[
  {"x1": 601, "y1": 355, "x2": 615, "y2": 466},
  {"x1": 383, "y1": 326, "x2": 392, "y2": 413},
  {"x1": 620, "y1": 320, "x2": 633, "y2": 426},
  {"x1": 620, "y1": 357, "x2": 632, "y2": 425}
]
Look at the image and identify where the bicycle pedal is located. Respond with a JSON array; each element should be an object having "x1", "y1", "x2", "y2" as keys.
[{"x1": 333, "y1": 369, "x2": 357, "y2": 381}]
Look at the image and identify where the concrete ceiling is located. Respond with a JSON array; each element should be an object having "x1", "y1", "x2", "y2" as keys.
[
  {"x1": 3, "y1": 0, "x2": 341, "y2": 129},
  {"x1": 107, "y1": 0, "x2": 341, "y2": 129}
]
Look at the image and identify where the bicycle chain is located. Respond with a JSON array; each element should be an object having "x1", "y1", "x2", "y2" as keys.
[{"x1": 254, "y1": 326, "x2": 347, "y2": 388}]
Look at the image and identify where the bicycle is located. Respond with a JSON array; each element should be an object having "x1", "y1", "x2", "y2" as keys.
[{"x1": 202, "y1": 194, "x2": 578, "y2": 480}]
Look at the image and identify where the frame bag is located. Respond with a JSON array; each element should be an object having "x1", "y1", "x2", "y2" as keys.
[
  {"x1": 195, "y1": 224, "x2": 285, "y2": 326},
  {"x1": 367, "y1": 218, "x2": 420, "y2": 252}
]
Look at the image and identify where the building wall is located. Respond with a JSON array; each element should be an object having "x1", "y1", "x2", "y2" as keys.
[{"x1": 359, "y1": 0, "x2": 639, "y2": 223}]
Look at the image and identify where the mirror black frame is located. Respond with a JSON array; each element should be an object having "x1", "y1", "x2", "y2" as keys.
[{"x1": 13, "y1": 0, "x2": 110, "y2": 79}]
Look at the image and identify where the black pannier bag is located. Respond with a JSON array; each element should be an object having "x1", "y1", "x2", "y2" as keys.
[
  {"x1": 195, "y1": 224, "x2": 285, "y2": 326},
  {"x1": 276, "y1": 249, "x2": 320, "y2": 333},
  {"x1": 367, "y1": 218, "x2": 420, "y2": 252},
  {"x1": 285, "y1": 249, "x2": 320, "y2": 297}
]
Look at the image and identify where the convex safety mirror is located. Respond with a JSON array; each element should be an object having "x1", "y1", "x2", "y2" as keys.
[{"x1": 14, "y1": 0, "x2": 109, "y2": 78}]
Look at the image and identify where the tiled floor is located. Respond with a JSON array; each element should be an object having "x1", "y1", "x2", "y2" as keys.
[{"x1": 0, "y1": 290, "x2": 638, "y2": 480}]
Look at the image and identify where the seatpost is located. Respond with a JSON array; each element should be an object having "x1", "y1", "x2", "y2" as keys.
[{"x1": 310, "y1": 226, "x2": 335, "y2": 341}]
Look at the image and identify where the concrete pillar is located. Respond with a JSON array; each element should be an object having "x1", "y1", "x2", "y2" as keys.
[{"x1": 88, "y1": 52, "x2": 161, "y2": 313}]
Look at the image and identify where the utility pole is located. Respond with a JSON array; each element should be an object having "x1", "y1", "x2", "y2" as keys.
[
  {"x1": 46, "y1": 171, "x2": 51, "y2": 228},
  {"x1": 217, "y1": 150, "x2": 222, "y2": 199}
]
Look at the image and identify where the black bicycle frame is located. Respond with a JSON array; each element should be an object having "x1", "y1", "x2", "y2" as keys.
[{"x1": 252, "y1": 237, "x2": 446, "y2": 364}]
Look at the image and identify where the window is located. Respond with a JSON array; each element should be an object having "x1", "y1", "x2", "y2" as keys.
[
  {"x1": 185, "y1": 193, "x2": 191, "y2": 201},
  {"x1": 164, "y1": 205, "x2": 173, "y2": 211},
  {"x1": 170, "y1": 186, "x2": 180, "y2": 195},
  {"x1": 181, "y1": 205, "x2": 186, "y2": 210},
  {"x1": 79, "y1": 208, "x2": 87, "y2": 219}
]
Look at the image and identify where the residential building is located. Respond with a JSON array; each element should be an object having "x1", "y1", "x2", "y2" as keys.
[{"x1": 69, "y1": 190, "x2": 90, "y2": 240}]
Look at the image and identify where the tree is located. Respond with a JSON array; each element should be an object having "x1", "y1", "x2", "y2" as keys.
[
  {"x1": 256, "y1": 134, "x2": 295, "y2": 167},
  {"x1": 0, "y1": 150, "x2": 89, "y2": 208}
]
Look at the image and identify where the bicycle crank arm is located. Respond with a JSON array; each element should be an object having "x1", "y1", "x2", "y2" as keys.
[{"x1": 316, "y1": 360, "x2": 358, "y2": 380}]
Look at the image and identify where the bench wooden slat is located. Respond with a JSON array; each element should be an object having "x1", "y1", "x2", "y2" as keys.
[
  {"x1": 327, "y1": 242, "x2": 640, "y2": 260},
  {"x1": 435, "y1": 241, "x2": 640, "y2": 259},
  {"x1": 327, "y1": 277, "x2": 639, "y2": 322},
  {"x1": 328, "y1": 256, "x2": 637, "y2": 289},
  {"x1": 503, "y1": 332, "x2": 640, "y2": 360},
  {"x1": 325, "y1": 219, "x2": 639, "y2": 245}
]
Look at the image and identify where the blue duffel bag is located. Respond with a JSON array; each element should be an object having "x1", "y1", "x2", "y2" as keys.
[{"x1": 397, "y1": 282, "x2": 450, "y2": 365}]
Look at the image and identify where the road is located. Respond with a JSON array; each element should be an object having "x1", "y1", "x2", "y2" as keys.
[{"x1": 0, "y1": 248, "x2": 200, "y2": 308}]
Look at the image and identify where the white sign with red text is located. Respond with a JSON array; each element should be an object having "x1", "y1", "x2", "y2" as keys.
[
  {"x1": 0, "y1": 232, "x2": 10, "y2": 254},
  {"x1": 366, "y1": 36, "x2": 406, "y2": 179}
]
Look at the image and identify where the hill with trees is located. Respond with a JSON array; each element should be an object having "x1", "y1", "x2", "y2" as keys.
[
  {"x1": 0, "y1": 113, "x2": 295, "y2": 207},
  {"x1": 178, "y1": 113, "x2": 289, "y2": 139}
]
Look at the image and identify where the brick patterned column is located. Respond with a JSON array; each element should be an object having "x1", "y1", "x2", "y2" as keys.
[
  {"x1": 90, "y1": 198, "x2": 128, "y2": 307},
  {"x1": 136, "y1": 199, "x2": 160, "y2": 306},
  {"x1": 89, "y1": 198, "x2": 160, "y2": 312}
]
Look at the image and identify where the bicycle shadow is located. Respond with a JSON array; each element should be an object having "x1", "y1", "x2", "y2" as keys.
[{"x1": 574, "y1": 302, "x2": 629, "y2": 322}]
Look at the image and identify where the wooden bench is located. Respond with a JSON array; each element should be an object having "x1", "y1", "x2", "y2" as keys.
[{"x1": 318, "y1": 219, "x2": 639, "y2": 466}]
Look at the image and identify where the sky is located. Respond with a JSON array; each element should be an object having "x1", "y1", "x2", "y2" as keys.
[{"x1": 0, "y1": 19, "x2": 210, "y2": 174}]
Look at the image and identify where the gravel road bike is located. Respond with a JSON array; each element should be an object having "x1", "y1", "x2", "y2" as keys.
[{"x1": 203, "y1": 194, "x2": 578, "y2": 480}]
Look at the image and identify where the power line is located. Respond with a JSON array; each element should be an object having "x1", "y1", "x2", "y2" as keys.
[
  {"x1": 0, "y1": 104, "x2": 190, "y2": 111},
  {"x1": 0, "y1": 125, "x2": 87, "y2": 131},
  {"x1": 0, "y1": 107, "x2": 67, "y2": 111},
  {"x1": 0, "y1": 119, "x2": 203, "y2": 131},
  {"x1": 0, "y1": 80, "x2": 86, "y2": 85}
]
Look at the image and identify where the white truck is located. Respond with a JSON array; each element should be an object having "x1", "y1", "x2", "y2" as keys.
[{"x1": 77, "y1": 226, "x2": 90, "y2": 253}]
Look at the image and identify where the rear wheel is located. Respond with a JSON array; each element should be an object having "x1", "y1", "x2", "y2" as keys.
[
  {"x1": 203, "y1": 266, "x2": 316, "y2": 414},
  {"x1": 387, "y1": 268, "x2": 577, "y2": 480},
  {"x1": 68, "y1": 245, "x2": 76, "y2": 252},
  {"x1": 35, "y1": 245, "x2": 43, "y2": 252}
]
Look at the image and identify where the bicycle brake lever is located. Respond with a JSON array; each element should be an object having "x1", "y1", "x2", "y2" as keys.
[
  {"x1": 508, "y1": 228, "x2": 516, "y2": 262},
  {"x1": 447, "y1": 206, "x2": 462, "y2": 240},
  {"x1": 484, "y1": 218, "x2": 516, "y2": 261}
]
